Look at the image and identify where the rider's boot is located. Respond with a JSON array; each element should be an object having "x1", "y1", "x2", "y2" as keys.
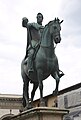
[{"x1": 59, "y1": 70, "x2": 64, "y2": 78}]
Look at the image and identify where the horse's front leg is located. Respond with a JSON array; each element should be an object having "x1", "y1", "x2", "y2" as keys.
[
  {"x1": 51, "y1": 71, "x2": 60, "y2": 96},
  {"x1": 37, "y1": 69, "x2": 45, "y2": 106},
  {"x1": 23, "y1": 78, "x2": 30, "y2": 110}
]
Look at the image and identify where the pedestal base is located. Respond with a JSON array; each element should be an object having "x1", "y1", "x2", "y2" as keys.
[{"x1": 11, "y1": 107, "x2": 69, "y2": 120}]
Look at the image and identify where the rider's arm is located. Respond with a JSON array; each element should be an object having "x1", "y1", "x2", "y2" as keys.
[
  {"x1": 28, "y1": 23, "x2": 40, "y2": 30},
  {"x1": 22, "y1": 18, "x2": 39, "y2": 30}
]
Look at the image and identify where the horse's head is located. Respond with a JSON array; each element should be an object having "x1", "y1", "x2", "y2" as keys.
[{"x1": 48, "y1": 18, "x2": 63, "y2": 44}]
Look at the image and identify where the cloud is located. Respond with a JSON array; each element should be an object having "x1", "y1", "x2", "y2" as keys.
[{"x1": 57, "y1": 0, "x2": 81, "y2": 48}]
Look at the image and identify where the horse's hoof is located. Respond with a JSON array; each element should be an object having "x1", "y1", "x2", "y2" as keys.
[
  {"x1": 26, "y1": 104, "x2": 33, "y2": 110},
  {"x1": 53, "y1": 90, "x2": 58, "y2": 96},
  {"x1": 19, "y1": 108, "x2": 24, "y2": 113},
  {"x1": 22, "y1": 104, "x2": 33, "y2": 111},
  {"x1": 22, "y1": 107, "x2": 27, "y2": 111}
]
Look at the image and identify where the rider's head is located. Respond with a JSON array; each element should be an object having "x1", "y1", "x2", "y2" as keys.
[{"x1": 36, "y1": 13, "x2": 43, "y2": 25}]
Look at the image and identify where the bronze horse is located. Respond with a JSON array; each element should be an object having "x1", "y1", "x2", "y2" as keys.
[{"x1": 21, "y1": 18, "x2": 63, "y2": 109}]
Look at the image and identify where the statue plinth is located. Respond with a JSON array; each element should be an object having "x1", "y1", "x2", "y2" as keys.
[{"x1": 11, "y1": 107, "x2": 68, "y2": 120}]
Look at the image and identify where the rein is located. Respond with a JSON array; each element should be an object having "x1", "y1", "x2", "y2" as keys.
[{"x1": 40, "y1": 43, "x2": 57, "y2": 50}]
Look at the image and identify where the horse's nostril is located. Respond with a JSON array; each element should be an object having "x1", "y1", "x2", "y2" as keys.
[
  {"x1": 56, "y1": 36, "x2": 59, "y2": 40},
  {"x1": 55, "y1": 36, "x2": 61, "y2": 44},
  {"x1": 56, "y1": 37, "x2": 58, "y2": 40}
]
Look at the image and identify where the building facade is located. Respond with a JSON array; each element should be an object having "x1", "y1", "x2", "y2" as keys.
[
  {"x1": 0, "y1": 94, "x2": 22, "y2": 120},
  {"x1": 58, "y1": 83, "x2": 81, "y2": 120}
]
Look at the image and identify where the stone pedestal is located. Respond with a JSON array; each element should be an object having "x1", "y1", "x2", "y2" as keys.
[{"x1": 10, "y1": 107, "x2": 69, "y2": 120}]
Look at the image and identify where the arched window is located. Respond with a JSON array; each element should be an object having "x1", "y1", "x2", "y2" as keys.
[{"x1": 0, "y1": 114, "x2": 14, "y2": 120}]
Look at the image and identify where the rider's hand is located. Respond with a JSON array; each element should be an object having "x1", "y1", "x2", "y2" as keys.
[{"x1": 22, "y1": 17, "x2": 28, "y2": 27}]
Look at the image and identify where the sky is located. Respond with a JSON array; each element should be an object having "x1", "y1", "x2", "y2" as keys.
[{"x1": 0, "y1": 0, "x2": 81, "y2": 99}]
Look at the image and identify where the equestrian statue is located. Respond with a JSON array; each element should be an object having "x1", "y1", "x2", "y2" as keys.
[{"x1": 21, "y1": 13, "x2": 64, "y2": 109}]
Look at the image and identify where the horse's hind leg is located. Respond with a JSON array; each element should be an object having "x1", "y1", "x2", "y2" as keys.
[
  {"x1": 37, "y1": 69, "x2": 46, "y2": 106},
  {"x1": 51, "y1": 71, "x2": 60, "y2": 96}
]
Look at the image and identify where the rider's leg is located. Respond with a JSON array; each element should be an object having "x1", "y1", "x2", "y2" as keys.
[
  {"x1": 27, "y1": 40, "x2": 38, "y2": 73},
  {"x1": 25, "y1": 40, "x2": 39, "y2": 73},
  {"x1": 27, "y1": 48, "x2": 34, "y2": 73}
]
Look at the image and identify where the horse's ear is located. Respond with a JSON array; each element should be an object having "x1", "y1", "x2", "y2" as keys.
[
  {"x1": 60, "y1": 20, "x2": 64, "y2": 24},
  {"x1": 55, "y1": 18, "x2": 56, "y2": 21},
  {"x1": 57, "y1": 17, "x2": 60, "y2": 22}
]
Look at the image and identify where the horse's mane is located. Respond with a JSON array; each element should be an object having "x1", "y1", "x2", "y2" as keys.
[
  {"x1": 46, "y1": 18, "x2": 60, "y2": 26},
  {"x1": 45, "y1": 20, "x2": 53, "y2": 27},
  {"x1": 41, "y1": 20, "x2": 54, "y2": 39}
]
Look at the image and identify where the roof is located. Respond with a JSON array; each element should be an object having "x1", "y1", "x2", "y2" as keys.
[{"x1": 0, "y1": 94, "x2": 22, "y2": 98}]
